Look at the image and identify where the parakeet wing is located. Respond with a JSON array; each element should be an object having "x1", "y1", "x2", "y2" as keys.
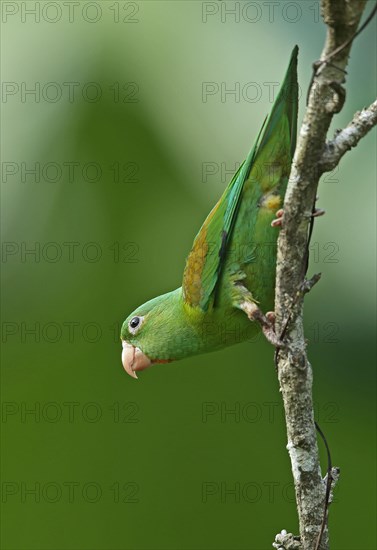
[
  {"x1": 182, "y1": 46, "x2": 298, "y2": 312},
  {"x1": 182, "y1": 144, "x2": 260, "y2": 310}
]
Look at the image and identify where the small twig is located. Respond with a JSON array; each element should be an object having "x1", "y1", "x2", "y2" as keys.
[
  {"x1": 301, "y1": 273, "x2": 322, "y2": 294},
  {"x1": 307, "y1": 2, "x2": 377, "y2": 104},
  {"x1": 320, "y1": 99, "x2": 377, "y2": 172},
  {"x1": 314, "y1": 422, "x2": 334, "y2": 550},
  {"x1": 318, "y1": 2, "x2": 377, "y2": 68}
]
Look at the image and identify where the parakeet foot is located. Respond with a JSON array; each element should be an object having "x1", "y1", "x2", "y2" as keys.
[
  {"x1": 271, "y1": 207, "x2": 325, "y2": 227},
  {"x1": 271, "y1": 208, "x2": 284, "y2": 227},
  {"x1": 239, "y1": 300, "x2": 286, "y2": 348},
  {"x1": 266, "y1": 311, "x2": 276, "y2": 325}
]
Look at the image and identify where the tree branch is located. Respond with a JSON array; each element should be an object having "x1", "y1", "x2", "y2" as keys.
[
  {"x1": 273, "y1": 1, "x2": 376, "y2": 549},
  {"x1": 321, "y1": 100, "x2": 377, "y2": 172}
]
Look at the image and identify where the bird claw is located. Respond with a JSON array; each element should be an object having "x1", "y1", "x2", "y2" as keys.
[
  {"x1": 262, "y1": 324, "x2": 286, "y2": 348},
  {"x1": 240, "y1": 302, "x2": 286, "y2": 348},
  {"x1": 260, "y1": 310, "x2": 286, "y2": 348},
  {"x1": 271, "y1": 206, "x2": 325, "y2": 227},
  {"x1": 271, "y1": 209, "x2": 284, "y2": 227},
  {"x1": 266, "y1": 311, "x2": 276, "y2": 325}
]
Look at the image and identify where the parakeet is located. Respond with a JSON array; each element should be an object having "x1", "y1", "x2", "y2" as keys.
[{"x1": 121, "y1": 46, "x2": 299, "y2": 378}]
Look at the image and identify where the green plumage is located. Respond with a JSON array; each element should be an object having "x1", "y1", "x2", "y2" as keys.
[{"x1": 121, "y1": 47, "x2": 298, "y2": 368}]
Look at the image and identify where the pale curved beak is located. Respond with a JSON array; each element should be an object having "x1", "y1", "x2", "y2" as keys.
[{"x1": 121, "y1": 341, "x2": 152, "y2": 379}]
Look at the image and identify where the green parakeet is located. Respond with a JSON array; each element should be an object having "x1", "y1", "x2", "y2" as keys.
[{"x1": 121, "y1": 46, "x2": 298, "y2": 378}]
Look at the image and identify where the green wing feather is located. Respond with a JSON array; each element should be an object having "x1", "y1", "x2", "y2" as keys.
[{"x1": 182, "y1": 46, "x2": 298, "y2": 311}]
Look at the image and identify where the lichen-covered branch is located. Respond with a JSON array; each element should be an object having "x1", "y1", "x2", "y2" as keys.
[
  {"x1": 321, "y1": 99, "x2": 377, "y2": 172},
  {"x1": 273, "y1": 1, "x2": 375, "y2": 549}
]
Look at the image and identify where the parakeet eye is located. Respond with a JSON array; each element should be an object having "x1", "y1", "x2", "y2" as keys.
[{"x1": 128, "y1": 316, "x2": 144, "y2": 335}]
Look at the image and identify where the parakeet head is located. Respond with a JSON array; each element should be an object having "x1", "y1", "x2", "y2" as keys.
[{"x1": 120, "y1": 287, "x2": 196, "y2": 378}]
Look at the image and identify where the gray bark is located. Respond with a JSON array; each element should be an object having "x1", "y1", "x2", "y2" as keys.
[{"x1": 273, "y1": 1, "x2": 377, "y2": 549}]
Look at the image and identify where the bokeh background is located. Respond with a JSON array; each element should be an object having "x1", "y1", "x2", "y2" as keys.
[{"x1": 1, "y1": 2, "x2": 376, "y2": 549}]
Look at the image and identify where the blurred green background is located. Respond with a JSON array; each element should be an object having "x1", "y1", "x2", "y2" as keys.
[{"x1": 1, "y1": 2, "x2": 376, "y2": 549}]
